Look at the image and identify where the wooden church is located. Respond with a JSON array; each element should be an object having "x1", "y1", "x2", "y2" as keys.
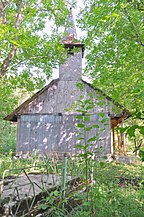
[{"x1": 5, "y1": 9, "x2": 129, "y2": 156}]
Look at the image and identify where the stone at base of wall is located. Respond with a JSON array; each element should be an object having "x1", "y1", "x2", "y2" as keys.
[{"x1": 107, "y1": 154, "x2": 142, "y2": 165}]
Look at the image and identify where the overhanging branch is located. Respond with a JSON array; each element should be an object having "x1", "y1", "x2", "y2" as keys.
[
  {"x1": 0, "y1": 46, "x2": 17, "y2": 77},
  {"x1": 0, "y1": 0, "x2": 23, "y2": 76},
  {"x1": 124, "y1": 7, "x2": 144, "y2": 47}
]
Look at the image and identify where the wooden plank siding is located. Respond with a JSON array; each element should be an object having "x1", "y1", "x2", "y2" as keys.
[
  {"x1": 23, "y1": 81, "x2": 112, "y2": 115},
  {"x1": 15, "y1": 79, "x2": 114, "y2": 155},
  {"x1": 17, "y1": 113, "x2": 111, "y2": 155}
]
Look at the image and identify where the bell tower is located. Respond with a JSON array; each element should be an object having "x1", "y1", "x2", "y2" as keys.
[{"x1": 59, "y1": 8, "x2": 84, "y2": 81}]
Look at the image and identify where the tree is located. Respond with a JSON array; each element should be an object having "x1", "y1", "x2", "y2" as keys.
[
  {"x1": 77, "y1": 0, "x2": 144, "y2": 152},
  {"x1": 0, "y1": 0, "x2": 70, "y2": 82},
  {"x1": 78, "y1": 0, "x2": 144, "y2": 112},
  {"x1": 0, "y1": 0, "x2": 73, "y2": 152}
]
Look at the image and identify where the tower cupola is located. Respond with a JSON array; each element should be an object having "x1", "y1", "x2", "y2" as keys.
[{"x1": 59, "y1": 8, "x2": 84, "y2": 81}]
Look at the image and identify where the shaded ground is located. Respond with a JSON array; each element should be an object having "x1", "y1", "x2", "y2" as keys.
[
  {"x1": 0, "y1": 156, "x2": 143, "y2": 217},
  {"x1": 0, "y1": 173, "x2": 74, "y2": 216},
  {"x1": 1, "y1": 173, "x2": 67, "y2": 201}
]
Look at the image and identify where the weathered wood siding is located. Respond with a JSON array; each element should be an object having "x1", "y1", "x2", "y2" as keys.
[
  {"x1": 24, "y1": 80, "x2": 111, "y2": 115},
  {"x1": 16, "y1": 79, "x2": 113, "y2": 154},
  {"x1": 59, "y1": 50, "x2": 82, "y2": 81},
  {"x1": 16, "y1": 48, "x2": 115, "y2": 155},
  {"x1": 17, "y1": 113, "x2": 111, "y2": 154}
]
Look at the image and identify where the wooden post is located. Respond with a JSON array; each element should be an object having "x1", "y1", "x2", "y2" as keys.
[
  {"x1": 61, "y1": 153, "x2": 67, "y2": 199},
  {"x1": 123, "y1": 135, "x2": 126, "y2": 156},
  {"x1": 112, "y1": 128, "x2": 115, "y2": 154},
  {"x1": 121, "y1": 118, "x2": 127, "y2": 156},
  {"x1": 117, "y1": 125, "x2": 121, "y2": 155}
]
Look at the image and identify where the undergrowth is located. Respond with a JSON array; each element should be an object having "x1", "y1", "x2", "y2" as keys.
[
  {"x1": 70, "y1": 162, "x2": 144, "y2": 217},
  {"x1": 0, "y1": 153, "x2": 143, "y2": 217}
]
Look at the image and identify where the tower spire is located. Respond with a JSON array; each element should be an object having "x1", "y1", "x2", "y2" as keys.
[
  {"x1": 59, "y1": 8, "x2": 85, "y2": 81},
  {"x1": 62, "y1": 8, "x2": 77, "y2": 43},
  {"x1": 61, "y1": 7, "x2": 85, "y2": 57},
  {"x1": 66, "y1": 7, "x2": 77, "y2": 39}
]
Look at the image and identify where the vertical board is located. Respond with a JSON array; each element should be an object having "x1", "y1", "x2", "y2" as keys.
[{"x1": 17, "y1": 114, "x2": 111, "y2": 155}]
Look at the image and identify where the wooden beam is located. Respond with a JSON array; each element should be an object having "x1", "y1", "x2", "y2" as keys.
[
  {"x1": 121, "y1": 118, "x2": 127, "y2": 156},
  {"x1": 117, "y1": 125, "x2": 121, "y2": 155},
  {"x1": 112, "y1": 128, "x2": 115, "y2": 154}
]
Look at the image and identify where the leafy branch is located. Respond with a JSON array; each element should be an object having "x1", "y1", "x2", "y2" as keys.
[
  {"x1": 124, "y1": 7, "x2": 144, "y2": 47},
  {"x1": 0, "y1": 0, "x2": 23, "y2": 76}
]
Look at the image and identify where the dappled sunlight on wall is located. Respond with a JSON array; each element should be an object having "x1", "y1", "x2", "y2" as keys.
[{"x1": 17, "y1": 113, "x2": 111, "y2": 155}]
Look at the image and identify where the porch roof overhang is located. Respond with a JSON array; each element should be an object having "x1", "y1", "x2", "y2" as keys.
[{"x1": 110, "y1": 113, "x2": 131, "y2": 129}]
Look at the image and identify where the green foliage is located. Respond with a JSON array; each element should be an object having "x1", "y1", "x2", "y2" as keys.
[
  {"x1": 0, "y1": 122, "x2": 16, "y2": 152},
  {"x1": 118, "y1": 117, "x2": 144, "y2": 157},
  {"x1": 0, "y1": 151, "x2": 55, "y2": 177},
  {"x1": 0, "y1": 152, "x2": 143, "y2": 216},
  {"x1": 0, "y1": 77, "x2": 33, "y2": 152},
  {"x1": 39, "y1": 190, "x2": 61, "y2": 211},
  {"x1": 74, "y1": 92, "x2": 108, "y2": 158},
  {"x1": 70, "y1": 162, "x2": 144, "y2": 217},
  {"x1": 75, "y1": 95, "x2": 96, "y2": 153},
  {"x1": 139, "y1": 148, "x2": 144, "y2": 161},
  {"x1": 0, "y1": 0, "x2": 73, "y2": 153},
  {"x1": 0, "y1": 78, "x2": 18, "y2": 152},
  {"x1": 73, "y1": 89, "x2": 109, "y2": 202},
  {"x1": 0, "y1": 0, "x2": 70, "y2": 80},
  {"x1": 78, "y1": 0, "x2": 144, "y2": 155},
  {"x1": 78, "y1": 0, "x2": 144, "y2": 112}
]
